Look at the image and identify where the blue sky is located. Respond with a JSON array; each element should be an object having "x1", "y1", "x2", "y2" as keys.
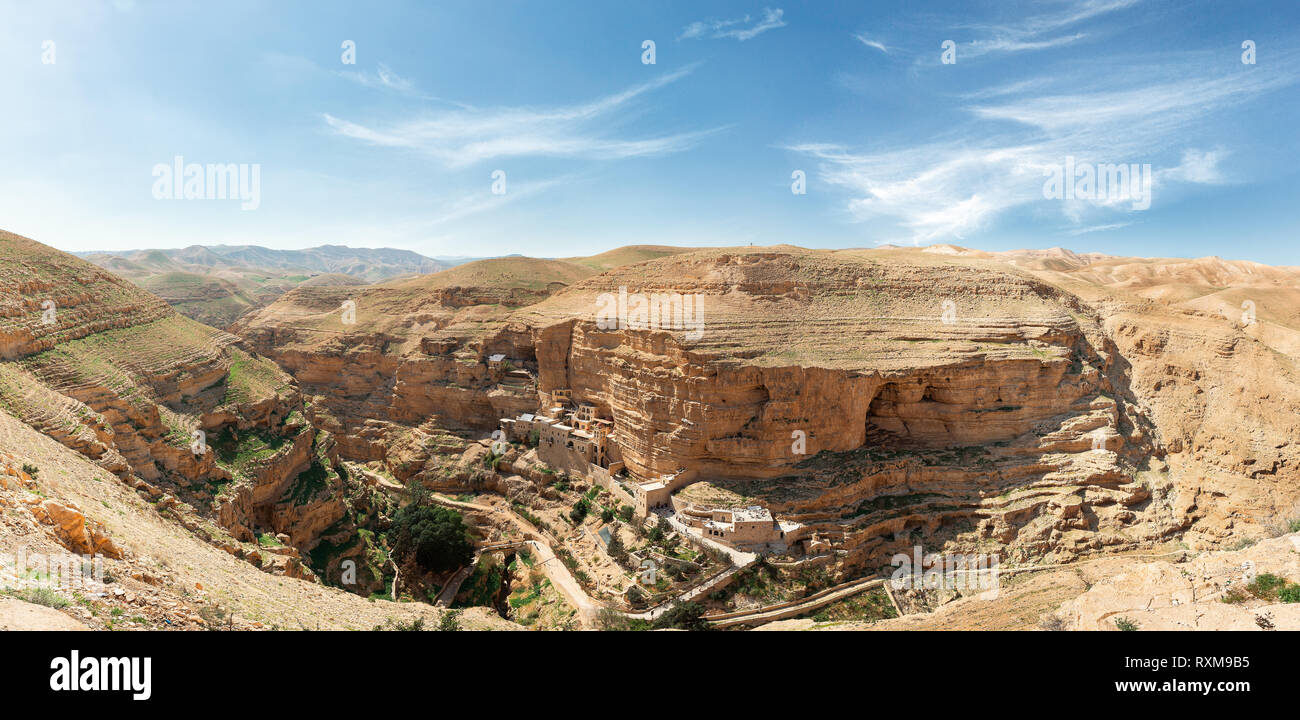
[{"x1": 2, "y1": 0, "x2": 1298, "y2": 263}]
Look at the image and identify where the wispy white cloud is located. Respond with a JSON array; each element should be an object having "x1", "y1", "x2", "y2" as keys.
[
  {"x1": 339, "y1": 64, "x2": 416, "y2": 96},
  {"x1": 423, "y1": 175, "x2": 569, "y2": 227},
  {"x1": 853, "y1": 33, "x2": 890, "y2": 54},
  {"x1": 1156, "y1": 148, "x2": 1226, "y2": 185},
  {"x1": 680, "y1": 8, "x2": 786, "y2": 41},
  {"x1": 336, "y1": 63, "x2": 476, "y2": 108},
  {"x1": 958, "y1": 78, "x2": 1054, "y2": 100},
  {"x1": 324, "y1": 67, "x2": 723, "y2": 168},
  {"x1": 964, "y1": 32, "x2": 1086, "y2": 58},
  {"x1": 790, "y1": 53, "x2": 1297, "y2": 243},
  {"x1": 1065, "y1": 221, "x2": 1132, "y2": 236},
  {"x1": 952, "y1": 0, "x2": 1139, "y2": 59}
]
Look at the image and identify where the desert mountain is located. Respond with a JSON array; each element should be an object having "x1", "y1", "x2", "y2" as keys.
[
  {"x1": 77, "y1": 244, "x2": 455, "y2": 329},
  {"x1": 80, "y1": 244, "x2": 450, "y2": 282}
]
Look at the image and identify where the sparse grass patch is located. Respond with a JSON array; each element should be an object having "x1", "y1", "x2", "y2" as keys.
[
  {"x1": 1114, "y1": 616, "x2": 1139, "y2": 631},
  {"x1": 1247, "y1": 573, "x2": 1286, "y2": 599},
  {"x1": 7, "y1": 586, "x2": 68, "y2": 609}
]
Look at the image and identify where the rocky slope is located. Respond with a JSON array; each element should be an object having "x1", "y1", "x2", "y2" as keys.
[
  {"x1": 0, "y1": 409, "x2": 516, "y2": 630},
  {"x1": 0, "y1": 230, "x2": 397, "y2": 596}
]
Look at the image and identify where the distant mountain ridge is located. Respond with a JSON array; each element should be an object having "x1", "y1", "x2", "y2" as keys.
[
  {"x1": 74, "y1": 244, "x2": 473, "y2": 329},
  {"x1": 77, "y1": 244, "x2": 457, "y2": 283}
]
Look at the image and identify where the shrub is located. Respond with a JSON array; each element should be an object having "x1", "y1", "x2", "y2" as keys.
[
  {"x1": 438, "y1": 610, "x2": 461, "y2": 632},
  {"x1": 569, "y1": 497, "x2": 590, "y2": 523},
  {"x1": 596, "y1": 608, "x2": 651, "y2": 631},
  {"x1": 625, "y1": 584, "x2": 645, "y2": 608},
  {"x1": 1114, "y1": 616, "x2": 1139, "y2": 632},
  {"x1": 373, "y1": 616, "x2": 426, "y2": 631},
  {"x1": 1278, "y1": 584, "x2": 1300, "y2": 604},
  {"x1": 21, "y1": 463, "x2": 39, "y2": 479},
  {"x1": 10, "y1": 586, "x2": 67, "y2": 609},
  {"x1": 1040, "y1": 615, "x2": 1067, "y2": 631},
  {"x1": 198, "y1": 603, "x2": 231, "y2": 630},
  {"x1": 607, "y1": 533, "x2": 628, "y2": 565},
  {"x1": 600, "y1": 507, "x2": 615, "y2": 523},
  {"x1": 648, "y1": 517, "x2": 671, "y2": 543},
  {"x1": 618, "y1": 505, "x2": 634, "y2": 522},
  {"x1": 1247, "y1": 573, "x2": 1287, "y2": 600},
  {"x1": 652, "y1": 601, "x2": 709, "y2": 631},
  {"x1": 1221, "y1": 587, "x2": 1250, "y2": 604}
]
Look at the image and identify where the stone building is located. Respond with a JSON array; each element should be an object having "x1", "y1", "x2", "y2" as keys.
[{"x1": 500, "y1": 390, "x2": 619, "y2": 476}]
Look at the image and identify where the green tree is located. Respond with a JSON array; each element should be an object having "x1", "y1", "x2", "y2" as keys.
[
  {"x1": 649, "y1": 516, "x2": 671, "y2": 543},
  {"x1": 391, "y1": 504, "x2": 474, "y2": 573},
  {"x1": 607, "y1": 532, "x2": 628, "y2": 565},
  {"x1": 569, "y1": 497, "x2": 591, "y2": 523},
  {"x1": 652, "y1": 600, "x2": 709, "y2": 631}
]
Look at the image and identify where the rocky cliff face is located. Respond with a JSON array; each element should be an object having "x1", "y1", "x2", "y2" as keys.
[{"x1": 231, "y1": 245, "x2": 1300, "y2": 583}]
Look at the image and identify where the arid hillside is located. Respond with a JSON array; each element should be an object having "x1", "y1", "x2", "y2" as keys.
[
  {"x1": 78, "y1": 244, "x2": 450, "y2": 329},
  {"x1": 0, "y1": 229, "x2": 458, "y2": 608},
  {"x1": 0, "y1": 410, "x2": 514, "y2": 630}
]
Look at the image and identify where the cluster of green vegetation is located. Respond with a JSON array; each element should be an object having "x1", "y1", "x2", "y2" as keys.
[
  {"x1": 391, "y1": 504, "x2": 474, "y2": 573},
  {"x1": 511, "y1": 502, "x2": 550, "y2": 534},
  {"x1": 554, "y1": 548, "x2": 591, "y2": 585},
  {"x1": 1223, "y1": 573, "x2": 1300, "y2": 604},
  {"x1": 711, "y1": 558, "x2": 785, "y2": 605},
  {"x1": 569, "y1": 492, "x2": 595, "y2": 523},
  {"x1": 454, "y1": 558, "x2": 504, "y2": 609},
  {"x1": 285, "y1": 460, "x2": 330, "y2": 505},
  {"x1": 807, "y1": 588, "x2": 897, "y2": 624},
  {"x1": 374, "y1": 616, "x2": 430, "y2": 631},
  {"x1": 5, "y1": 586, "x2": 68, "y2": 609},
  {"x1": 652, "y1": 601, "x2": 709, "y2": 631},
  {"x1": 211, "y1": 425, "x2": 290, "y2": 479},
  {"x1": 606, "y1": 531, "x2": 629, "y2": 566},
  {"x1": 647, "y1": 516, "x2": 671, "y2": 544},
  {"x1": 595, "y1": 600, "x2": 710, "y2": 632},
  {"x1": 843, "y1": 492, "x2": 944, "y2": 520},
  {"x1": 222, "y1": 348, "x2": 289, "y2": 406},
  {"x1": 306, "y1": 526, "x2": 354, "y2": 574},
  {"x1": 1114, "y1": 616, "x2": 1140, "y2": 631},
  {"x1": 508, "y1": 577, "x2": 549, "y2": 611}
]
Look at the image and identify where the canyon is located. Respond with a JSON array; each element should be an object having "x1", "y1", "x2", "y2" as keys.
[{"x1": 3, "y1": 229, "x2": 1298, "y2": 630}]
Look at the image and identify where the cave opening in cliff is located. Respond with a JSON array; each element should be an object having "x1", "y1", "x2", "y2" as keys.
[{"x1": 865, "y1": 381, "x2": 915, "y2": 449}]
